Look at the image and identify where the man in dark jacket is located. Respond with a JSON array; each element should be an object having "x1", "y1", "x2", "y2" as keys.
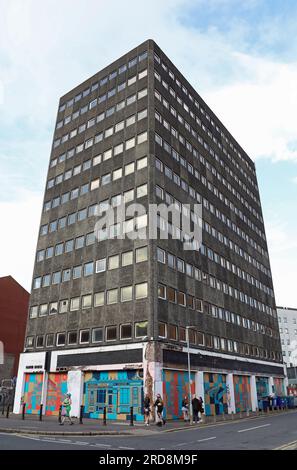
[{"x1": 192, "y1": 394, "x2": 200, "y2": 424}]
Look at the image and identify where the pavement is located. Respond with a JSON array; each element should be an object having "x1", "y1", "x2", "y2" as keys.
[
  {"x1": 0, "y1": 408, "x2": 296, "y2": 436},
  {"x1": 0, "y1": 410, "x2": 297, "y2": 450}
]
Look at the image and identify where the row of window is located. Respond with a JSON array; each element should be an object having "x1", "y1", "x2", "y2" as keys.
[
  {"x1": 157, "y1": 321, "x2": 281, "y2": 362},
  {"x1": 33, "y1": 244, "x2": 148, "y2": 289},
  {"x1": 52, "y1": 88, "x2": 148, "y2": 169},
  {"x1": 157, "y1": 240, "x2": 274, "y2": 302},
  {"x1": 44, "y1": 131, "x2": 148, "y2": 212},
  {"x1": 157, "y1": 282, "x2": 276, "y2": 338},
  {"x1": 40, "y1": 155, "x2": 147, "y2": 237},
  {"x1": 281, "y1": 338, "x2": 297, "y2": 345},
  {"x1": 155, "y1": 107, "x2": 261, "y2": 219},
  {"x1": 30, "y1": 282, "x2": 148, "y2": 318},
  {"x1": 153, "y1": 52, "x2": 256, "y2": 182},
  {"x1": 49, "y1": 110, "x2": 147, "y2": 188},
  {"x1": 58, "y1": 50, "x2": 147, "y2": 113},
  {"x1": 54, "y1": 87, "x2": 148, "y2": 149},
  {"x1": 155, "y1": 132, "x2": 265, "y2": 243},
  {"x1": 56, "y1": 69, "x2": 147, "y2": 132},
  {"x1": 155, "y1": 160, "x2": 271, "y2": 278},
  {"x1": 278, "y1": 316, "x2": 297, "y2": 324},
  {"x1": 26, "y1": 320, "x2": 148, "y2": 349},
  {"x1": 156, "y1": 240, "x2": 275, "y2": 318},
  {"x1": 37, "y1": 234, "x2": 147, "y2": 265},
  {"x1": 279, "y1": 327, "x2": 297, "y2": 333}
]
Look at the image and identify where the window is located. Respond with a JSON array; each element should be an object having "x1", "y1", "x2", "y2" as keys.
[
  {"x1": 42, "y1": 274, "x2": 51, "y2": 287},
  {"x1": 135, "y1": 321, "x2": 148, "y2": 338},
  {"x1": 80, "y1": 330, "x2": 90, "y2": 344},
  {"x1": 72, "y1": 266, "x2": 82, "y2": 279},
  {"x1": 46, "y1": 334, "x2": 55, "y2": 347},
  {"x1": 30, "y1": 306, "x2": 38, "y2": 318},
  {"x1": 36, "y1": 250, "x2": 45, "y2": 262},
  {"x1": 82, "y1": 262, "x2": 92, "y2": 277},
  {"x1": 106, "y1": 326, "x2": 117, "y2": 341},
  {"x1": 125, "y1": 137, "x2": 135, "y2": 150},
  {"x1": 137, "y1": 183, "x2": 147, "y2": 198},
  {"x1": 158, "y1": 284, "x2": 166, "y2": 299},
  {"x1": 157, "y1": 247, "x2": 165, "y2": 263},
  {"x1": 52, "y1": 271, "x2": 61, "y2": 285},
  {"x1": 168, "y1": 325, "x2": 177, "y2": 340},
  {"x1": 168, "y1": 253, "x2": 175, "y2": 269},
  {"x1": 138, "y1": 108, "x2": 147, "y2": 120},
  {"x1": 70, "y1": 297, "x2": 80, "y2": 311},
  {"x1": 55, "y1": 243, "x2": 63, "y2": 256},
  {"x1": 137, "y1": 156, "x2": 147, "y2": 170},
  {"x1": 94, "y1": 292, "x2": 104, "y2": 307},
  {"x1": 108, "y1": 255, "x2": 119, "y2": 270},
  {"x1": 101, "y1": 173, "x2": 111, "y2": 185},
  {"x1": 81, "y1": 294, "x2": 92, "y2": 309},
  {"x1": 86, "y1": 232, "x2": 95, "y2": 246},
  {"x1": 107, "y1": 289, "x2": 118, "y2": 304},
  {"x1": 46, "y1": 247, "x2": 54, "y2": 259},
  {"x1": 137, "y1": 131, "x2": 147, "y2": 144},
  {"x1": 49, "y1": 302, "x2": 58, "y2": 315},
  {"x1": 57, "y1": 333, "x2": 66, "y2": 346},
  {"x1": 158, "y1": 322, "x2": 167, "y2": 338},
  {"x1": 26, "y1": 336, "x2": 34, "y2": 348},
  {"x1": 122, "y1": 251, "x2": 133, "y2": 266},
  {"x1": 136, "y1": 246, "x2": 148, "y2": 263},
  {"x1": 168, "y1": 287, "x2": 176, "y2": 303},
  {"x1": 114, "y1": 143, "x2": 124, "y2": 155},
  {"x1": 135, "y1": 282, "x2": 148, "y2": 299},
  {"x1": 62, "y1": 269, "x2": 71, "y2": 282},
  {"x1": 178, "y1": 292, "x2": 186, "y2": 306},
  {"x1": 92, "y1": 328, "x2": 103, "y2": 343},
  {"x1": 67, "y1": 331, "x2": 77, "y2": 345},
  {"x1": 125, "y1": 162, "x2": 135, "y2": 175},
  {"x1": 75, "y1": 236, "x2": 84, "y2": 250},
  {"x1": 58, "y1": 299, "x2": 68, "y2": 314},
  {"x1": 126, "y1": 115, "x2": 136, "y2": 126},
  {"x1": 121, "y1": 286, "x2": 133, "y2": 302},
  {"x1": 177, "y1": 258, "x2": 184, "y2": 272},
  {"x1": 65, "y1": 239, "x2": 74, "y2": 253},
  {"x1": 91, "y1": 178, "x2": 100, "y2": 190},
  {"x1": 113, "y1": 168, "x2": 122, "y2": 181},
  {"x1": 120, "y1": 324, "x2": 132, "y2": 339},
  {"x1": 138, "y1": 88, "x2": 147, "y2": 99}
]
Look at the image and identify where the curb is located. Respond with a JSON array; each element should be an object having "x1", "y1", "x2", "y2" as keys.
[
  {"x1": 274, "y1": 440, "x2": 297, "y2": 450},
  {"x1": 0, "y1": 428, "x2": 134, "y2": 436}
]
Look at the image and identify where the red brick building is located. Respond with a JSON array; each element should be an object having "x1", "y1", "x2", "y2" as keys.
[{"x1": 0, "y1": 276, "x2": 29, "y2": 381}]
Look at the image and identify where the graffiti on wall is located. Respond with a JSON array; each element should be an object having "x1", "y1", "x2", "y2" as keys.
[
  {"x1": 256, "y1": 377, "x2": 269, "y2": 399},
  {"x1": 162, "y1": 370, "x2": 195, "y2": 420},
  {"x1": 273, "y1": 377, "x2": 284, "y2": 396},
  {"x1": 204, "y1": 373, "x2": 227, "y2": 416},
  {"x1": 23, "y1": 373, "x2": 43, "y2": 414},
  {"x1": 233, "y1": 375, "x2": 252, "y2": 412},
  {"x1": 83, "y1": 370, "x2": 143, "y2": 421},
  {"x1": 46, "y1": 373, "x2": 68, "y2": 415}
]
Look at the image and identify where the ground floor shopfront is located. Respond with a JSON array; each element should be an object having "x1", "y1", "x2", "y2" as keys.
[{"x1": 13, "y1": 343, "x2": 286, "y2": 421}]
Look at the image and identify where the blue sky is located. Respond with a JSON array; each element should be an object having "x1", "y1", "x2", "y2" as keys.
[{"x1": 0, "y1": 0, "x2": 296, "y2": 305}]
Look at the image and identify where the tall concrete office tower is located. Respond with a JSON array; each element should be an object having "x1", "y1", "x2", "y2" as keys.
[{"x1": 14, "y1": 40, "x2": 284, "y2": 420}]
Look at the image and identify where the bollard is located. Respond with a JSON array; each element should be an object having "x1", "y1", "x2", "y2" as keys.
[
  {"x1": 39, "y1": 404, "x2": 43, "y2": 421},
  {"x1": 22, "y1": 403, "x2": 26, "y2": 420},
  {"x1": 2, "y1": 399, "x2": 5, "y2": 416},
  {"x1": 129, "y1": 406, "x2": 134, "y2": 426},
  {"x1": 6, "y1": 404, "x2": 10, "y2": 419},
  {"x1": 213, "y1": 413, "x2": 216, "y2": 423},
  {"x1": 246, "y1": 409, "x2": 250, "y2": 417},
  {"x1": 231, "y1": 411, "x2": 234, "y2": 420},
  {"x1": 239, "y1": 411, "x2": 242, "y2": 419},
  {"x1": 79, "y1": 405, "x2": 84, "y2": 424},
  {"x1": 58, "y1": 405, "x2": 62, "y2": 424},
  {"x1": 103, "y1": 406, "x2": 107, "y2": 426}
]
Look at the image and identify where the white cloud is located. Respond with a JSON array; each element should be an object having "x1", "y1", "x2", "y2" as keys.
[
  {"x1": 265, "y1": 217, "x2": 297, "y2": 306},
  {"x1": 0, "y1": 189, "x2": 42, "y2": 291}
]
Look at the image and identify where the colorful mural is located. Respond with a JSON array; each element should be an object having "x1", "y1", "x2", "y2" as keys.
[
  {"x1": 273, "y1": 377, "x2": 284, "y2": 396},
  {"x1": 204, "y1": 373, "x2": 228, "y2": 416},
  {"x1": 162, "y1": 370, "x2": 195, "y2": 420},
  {"x1": 83, "y1": 370, "x2": 143, "y2": 421},
  {"x1": 23, "y1": 373, "x2": 43, "y2": 414},
  {"x1": 256, "y1": 376, "x2": 269, "y2": 399},
  {"x1": 233, "y1": 375, "x2": 252, "y2": 412},
  {"x1": 46, "y1": 373, "x2": 68, "y2": 415}
]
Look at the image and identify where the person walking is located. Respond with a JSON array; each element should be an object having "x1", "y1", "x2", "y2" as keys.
[
  {"x1": 198, "y1": 396, "x2": 204, "y2": 422},
  {"x1": 192, "y1": 394, "x2": 200, "y2": 424},
  {"x1": 154, "y1": 393, "x2": 166, "y2": 426},
  {"x1": 60, "y1": 392, "x2": 73, "y2": 425},
  {"x1": 181, "y1": 395, "x2": 189, "y2": 421},
  {"x1": 143, "y1": 393, "x2": 151, "y2": 426}
]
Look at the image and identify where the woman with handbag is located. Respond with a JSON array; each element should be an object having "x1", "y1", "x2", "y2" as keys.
[{"x1": 60, "y1": 392, "x2": 73, "y2": 425}]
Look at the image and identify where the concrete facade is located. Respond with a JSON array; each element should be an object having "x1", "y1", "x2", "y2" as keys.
[
  {"x1": 14, "y1": 40, "x2": 284, "y2": 420},
  {"x1": 277, "y1": 306, "x2": 297, "y2": 367}
]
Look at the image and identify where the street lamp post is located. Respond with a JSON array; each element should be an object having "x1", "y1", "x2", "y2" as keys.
[{"x1": 186, "y1": 326, "x2": 193, "y2": 425}]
